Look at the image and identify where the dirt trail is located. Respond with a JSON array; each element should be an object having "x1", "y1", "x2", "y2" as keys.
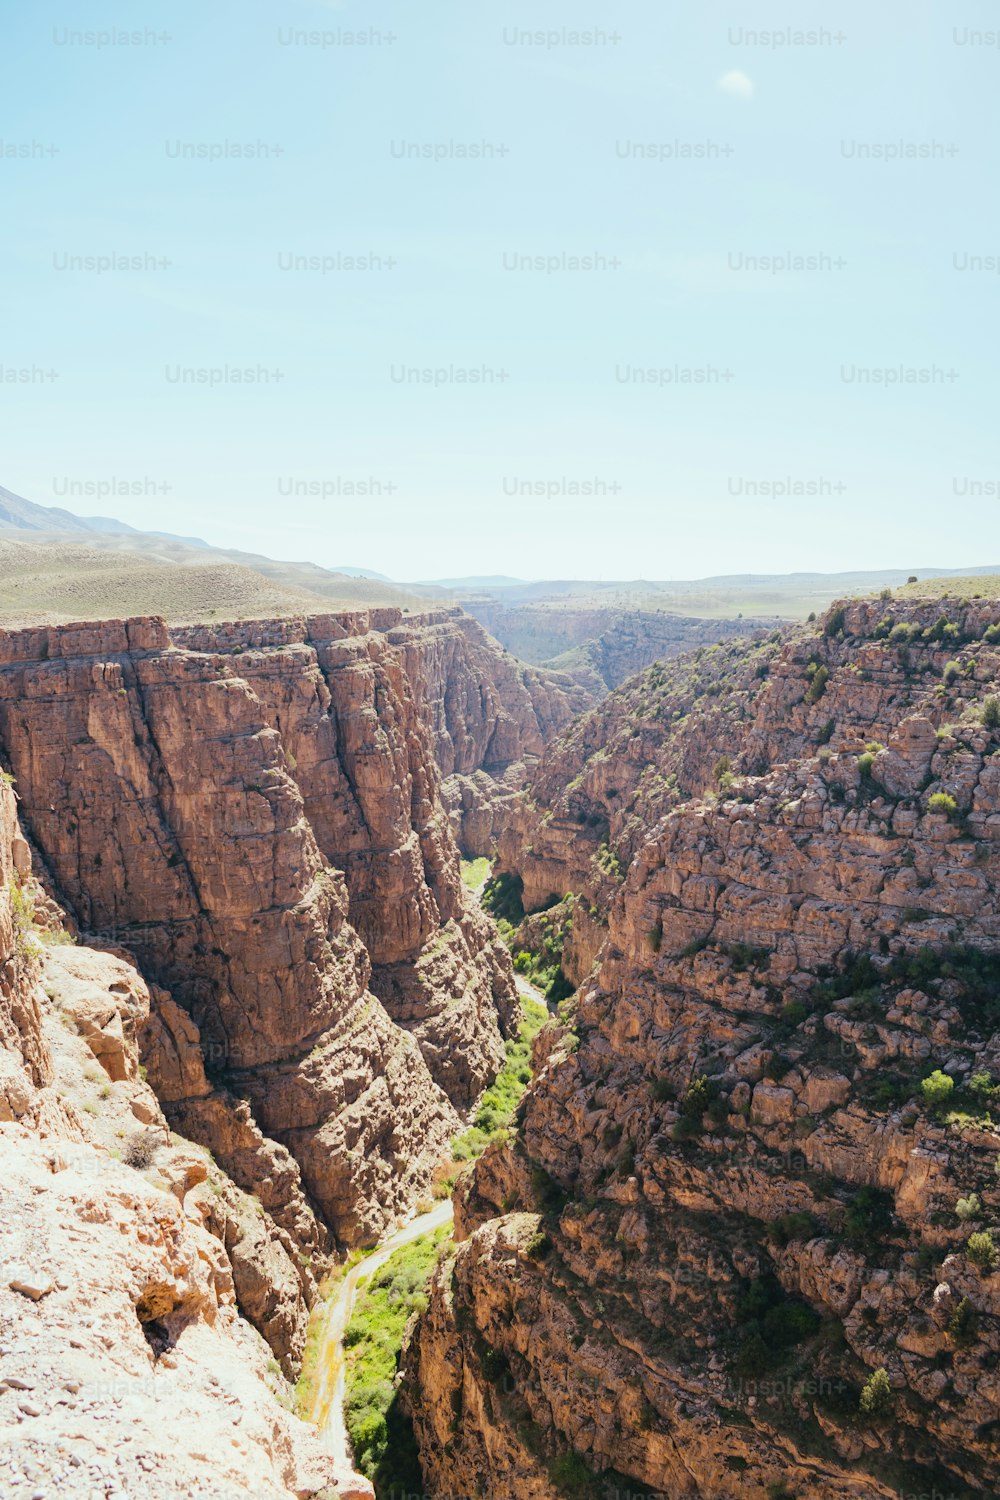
[{"x1": 309, "y1": 1201, "x2": 454, "y2": 1468}]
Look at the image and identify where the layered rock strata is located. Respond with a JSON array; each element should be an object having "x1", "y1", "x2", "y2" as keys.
[
  {"x1": 0, "y1": 609, "x2": 522, "y2": 1252},
  {"x1": 405, "y1": 597, "x2": 1000, "y2": 1499},
  {"x1": 0, "y1": 778, "x2": 370, "y2": 1498}
]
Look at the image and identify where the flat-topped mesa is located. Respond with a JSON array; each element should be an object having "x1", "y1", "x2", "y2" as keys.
[{"x1": 0, "y1": 606, "x2": 535, "y2": 1250}]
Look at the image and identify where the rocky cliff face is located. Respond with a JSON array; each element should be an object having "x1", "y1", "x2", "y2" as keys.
[
  {"x1": 386, "y1": 609, "x2": 590, "y2": 855},
  {"x1": 0, "y1": 778, "x2": 372, "y2": 1499},
  {"x1": 0, "y1": 608, "x2": 525, "y2": 1256},
  {"x1": 405, "y1": 597, "x2": 1000, "y2": 1499}
]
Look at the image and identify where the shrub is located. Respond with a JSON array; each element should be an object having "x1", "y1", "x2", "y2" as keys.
[
  {"x1": 949, "y1": 1296, "x2": 978, "y2": 1345},
  {"x1": 805, "y1": 664, "x2": 830, "y2": 704},
  {"x1": 985, "y1": 623, "x2": 1000, "y2": 644},
  {"x1": 843, "y1": 1186, "x2": 894, "y2": 1248},
  {"x1": 921, "y1": 1069, "x2": 955, "y2": 1107},
  {"x1": 825, "y1": 606, "x2": 846, "y2": 637},
  {"x1": 123, "y1": 1129, "x2": 159, "y2": 1170},
  {"x1": 859, "y1": 1367, "x2": 892, "y2": 1418},
  {"x1": 817, "y1": 717, "x2": 835, "y2": 745},
  {"x1": 548, "y1": 1452, "x2": 597, "y2": 1496},
  {"x1": 713, "y1": 754, "x2": 732, "y2": 784},
  {"x1": 481, "y1": 871, "x2": 525, "y2": 925},
  {"x1": 943, "y1": 660, "x2": 961, "y2": 686},
  {"x1": 967, "y1": 1231, "x2": 998, "y2": 1272},
  {"x1": 956, "y1": 1194, "x2": 982, "y2": 1221},
  {"x1": 927, "y1": 791, "x2": 958, "y2": 819},
  {"x1": 649, "y1": 1077, "x2": 676, "y2": 1103},
  {"x1": 984, "y1": 696, "x2": 1000, "y2": 729},
  {"x1": 857, "y1": 751, "x2": 876, "y2": 778},
  {"x1": 679, "y1": 1074, "x2": 716, "y2": 1120}
]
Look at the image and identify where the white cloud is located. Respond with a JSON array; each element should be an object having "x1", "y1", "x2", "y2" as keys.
[{"x1": 718, "y1": 70, "x2": 754, "y2": 101}]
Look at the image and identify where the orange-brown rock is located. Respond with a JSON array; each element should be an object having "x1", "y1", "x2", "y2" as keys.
[
  {"x1": 406, "y1": 597, "x2": 1000, "y2": 1500},
  {"x1": 0, "y1": 609, "x2": 521, "y2": 1253}
]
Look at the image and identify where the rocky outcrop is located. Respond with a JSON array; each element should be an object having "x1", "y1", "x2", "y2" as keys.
[
  {"x1": 406, "y1": 597, "x2": 1000, "y2": 1499},
  {"x1": 0, "y1": 776, "x2": 373, "y2": 1497},
  {"x1": 0, "y1": 609, "x2": 521, "y2": 1253}
]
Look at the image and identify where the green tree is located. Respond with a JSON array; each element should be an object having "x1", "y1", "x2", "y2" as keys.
[
  {"x1": 967, "y1": 1231, "x2": 998, "y2": 1272},
  {"x1": 859, "y1": 1367, "x2": 892, "y2": 1419},
  {"x1": 921, "y1": 1070, "x2": 955, "y2": 1108}
]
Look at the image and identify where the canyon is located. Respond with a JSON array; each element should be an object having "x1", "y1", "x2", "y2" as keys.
[
  {"x1": 0, "y1": 602, "x2": 580, "y2": 1498},
  {"x1": 6, "y1": 586, "x2": 1000, "y2": 1498},
  {"x1": 404, "y1": 595, "x2": 1000, "y2": 1499}
]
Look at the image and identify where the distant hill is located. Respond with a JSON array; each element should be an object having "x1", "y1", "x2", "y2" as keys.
[
  {"x1": 423, "y1": 574, "x2": 528, "y2": 588},
  {"x1": 0, "y1": 483, "x2": 439, "y2": 624},
  {"x1": 327, "y1": 565, "x2": 394, "y2": 581},
  {"x1": 0, "y1": 484, "x2": 207, "y2": 548}
]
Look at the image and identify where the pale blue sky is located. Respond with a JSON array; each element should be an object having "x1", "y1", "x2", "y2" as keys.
[{"x1": 2, "y1": 0, "x2": 998, "y2": 579}]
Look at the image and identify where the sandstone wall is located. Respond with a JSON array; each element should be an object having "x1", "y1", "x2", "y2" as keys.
[
  {"x1": 0, "y1": 610, "x2": 521, "y2": 1252},
  {"x1": 406, "y1": 597, "x2": 1000, "y2": 1499}
]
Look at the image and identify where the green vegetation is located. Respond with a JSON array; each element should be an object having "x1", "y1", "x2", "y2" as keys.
[
  {"x1": 955, "y1": 1193, "x2": 981, "y2": 1222},
  {"x1": 921, "y1": 1070, "x2": 955, "y2": 1109},
  {"x1": 449, "y1": 996, "x2": 548, "y2": 1165},
  {"x1": 804, "y1": 662, "x2": 830, "y2": 704},
  {"x1": 982, "y1": 696, "x2": 1000, "y2": 729},
  {"x1": 927, "y1": 791, "x2": 958, "y2": 819},
  {"x1": 733, "y1": 1275, "x2": 820, "y2": 1374},
  {"x1": 966, "y1": 1231, "x2": 998, "y2": 1272},
  {"x1": 594, "y1": 841, "x2": 624, "y2": 880},
  {"x1": 8, "y1": 876, "x2": 36, "y2": 958},
  {"x1": 842, "y1": 1186, "x2": 895, "y2": 1249},
  {"x1": 812, "y1": 945, "x2": 1000, "y2": 1034},
  {"x1": 948, "y1": 1296, "x2": 978, "y2": 1345},
  {"x1": 548, "y1": 1451, "x2": 599, "y2": 1497},
  {"x1": 859, "y1": 1367, "x2": 892, "y2": 1419},
  {"x1": 460, "y1": 856, "x2": 491, "y2": 891},
  {"x1": 343, "y1": 1227, "x2": 451, "y2": 1496},
  {"x1": 481, "y1": 871, "x2": 526, "y2": 925}
]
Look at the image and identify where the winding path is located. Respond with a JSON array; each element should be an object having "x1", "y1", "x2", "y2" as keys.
[
  {"x1": 309, "y1": 1200, "x2": 454, "y2": 1468},
  {"x1": 307, "y1": 950, "x2": 546, "y2": 1473}
]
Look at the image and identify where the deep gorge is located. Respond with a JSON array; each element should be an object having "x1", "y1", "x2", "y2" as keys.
[{"x1": 4, "y1": 595, "x2": 1000, "y2": 1499}]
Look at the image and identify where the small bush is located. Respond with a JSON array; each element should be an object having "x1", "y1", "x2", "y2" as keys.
[
  {"x1": 123, "y1": 1129, "x2": 159, "y2": 1170},
  {"x1": 843, "y1": 1186, "x2": 895, "y2": 1248},
  {"x1": 548, "y1": 1452, "x2": 597, "y2": 1496},
  {"x1": 983, "y1": 696, "x2": 1000, "y2": 729},
  {"x1": 967, "y1": 1231, "x2": 998, "y2": 1272},
  {"x1": 679, "y1": 1074, "x2": 716, "y2": 1120},
  {"x1": 921, "y1": 1069, "x2": 955, "y2": 1107},
  {"x1": 927, "y1": 792, "x2": 957, "y2": 819},
  {"x1": 948, "y1": 1296, "x2": 978, "y2": 1345},
  {"x1": 859, "y1": 1367, "x2": 892, "y2": 1419},
  {"x1": 805, "y1": 664, "x2": 830, "y2": 704},
  {"x1": 943, "y1": 660, "x2": 961, "y2": 686},
  {"x1": 956, "y1": 1193, "x2": 982, "y2": 1222},
  {"x1": 857, "y1": 751, "x2": 876, "y2": 778}
]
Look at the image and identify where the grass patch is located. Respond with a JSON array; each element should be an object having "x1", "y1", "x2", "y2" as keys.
[
  {"x1": 460, "y1": 856, "x2": 491, "y2": 891},
  {"x1": 451, "y1": 996, "x2": 548, "y2": 1163},
  {"x1": 343, "y1": 1227, "x2": 451, "y2": 1496}
]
